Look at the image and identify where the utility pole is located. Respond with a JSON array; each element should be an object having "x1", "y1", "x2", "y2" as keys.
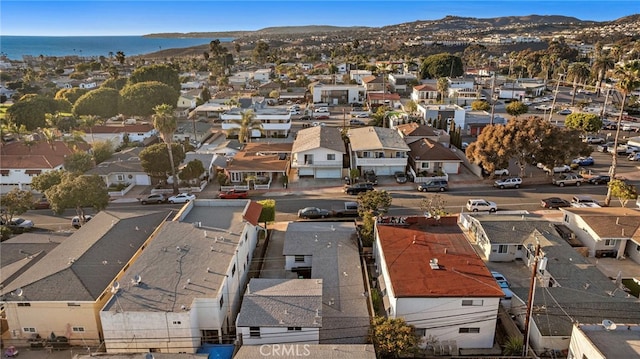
[
  {"x1": 548, "y1": 73, "x2": 564, "y2": 123},
  {"x1": 490, "y1": 74, "x2": 496, "y2": 125},
  {"x1": 522, "y1": 242, "x2": 541, "y2": 357},
  {"x1": 600, "y1": 86, "x2": 611, "y2": 119}
]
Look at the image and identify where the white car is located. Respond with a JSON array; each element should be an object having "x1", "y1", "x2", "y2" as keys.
[
  {"x1": 494, "y1": 168, "x2": 510, "y2": 176},
  {"x1": 9, "y1": 217, "x2": 34, "y2": 228},
  {"x1": 543, "y1": 164, "x2": 571, "y2": 173},
  {"x1": 168, "y1": 193, "x2": 196, "y2": 204},
  {"x1": 466, "y1": 199, "x2": 498, "y2": 212}
]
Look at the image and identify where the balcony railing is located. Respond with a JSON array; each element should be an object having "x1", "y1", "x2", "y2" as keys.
[{"x1": 355, "y1": 157, "x2": 408, "y2": 166}]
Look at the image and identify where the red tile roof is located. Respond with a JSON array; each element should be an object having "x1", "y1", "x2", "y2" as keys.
[
  {"x1": 414, "y1": 84, "x2": 437, "y2": 92},
  {"x1": 376, "y1": 216, "x2": 504, "y2": 298},
  {"x1": 367, "y1": 92, "x2": 401, "y2": 101},
  {"x1": 1, "y1": 141, "x2": 89, "y2": 169},
  {"x1": 226, "y1": 142, "x2": 291, "y2": 172},
  {"x1": 90, "y1": 124, "x2": 155, "y2": 133}
]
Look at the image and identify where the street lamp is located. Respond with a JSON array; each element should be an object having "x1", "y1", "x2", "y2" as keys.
[{"x1": 548, "y1": 73, "x2": 565, "y2": 123}]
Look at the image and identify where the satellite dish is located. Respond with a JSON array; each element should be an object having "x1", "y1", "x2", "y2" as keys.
[
  {"x1": 602, "y1": 319, "x2": 617, "y2": 330},
  {"x1": 15, "y1": 288, "x2": 23, "y2": 297}
]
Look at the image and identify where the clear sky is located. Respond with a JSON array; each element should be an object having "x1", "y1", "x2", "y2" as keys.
[{"x1": 2, "y1": 0, "x2": 639, "y2": 36}]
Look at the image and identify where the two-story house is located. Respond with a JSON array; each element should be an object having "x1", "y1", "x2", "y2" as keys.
[
  {"x1": 388, "y1": 73, "x2": 417, "y2": 94},
  {"x1": 374, "y1": 216, "x2": 504, "y2": 352},
  {"x1": 309, "y1": 83, "x2": 365, "y2": 105},
  {"x1": 349, "y1": 70, "x2": 372, "y2": 85},
  {"x1": 253, "y1": 69, "x2": 272, "y2": 83},
  {"x1": 221, "y1": 107, "x2": 292, "y2": 139},
  {"x1": 224, "y1": 142, "x2": 291, "y2": 187},
  {"x1": 100, "y1": 199, "x2": 263, "y2": 353},
  {"x1": 0, "y1": 140, "x2": 90, "y2": 194},
  {"x1": 395, "y1": 122, "x2": 450, "y2": 147},
  {"x1": 347, "y1": 127, "x2": 409, "y2": 176},
  {"x1": 560, "y1": 207, "x2": 640, "y2": 260},
  {"x1": 411, "y1": 83, "x2": 439, "y2": 104},
  {"x1": 291, "y1": 126, "x2": 345, "y2": 179}
]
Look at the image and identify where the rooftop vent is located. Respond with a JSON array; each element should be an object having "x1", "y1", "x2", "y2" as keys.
[{"x1": 429, "y1": 258, "x2": 440, "y2": 270}]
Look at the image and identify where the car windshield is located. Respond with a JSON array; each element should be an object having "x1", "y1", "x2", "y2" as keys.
[
  {"x1": 13, "y1": 218, "x2": 24, "y2": 224},
  {"x1": 498, "y1": 281, "x2": 509, "y2": 289}
]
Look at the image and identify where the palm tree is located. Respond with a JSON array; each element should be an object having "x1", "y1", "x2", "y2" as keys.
[
  {"x1": 80, "y1": 115, "x2": 100, "y2": 143},
  {"x1": 226, "y1": 110, "x2": 263, "y2": 144},
  {"x1": 437, "y1": 77, "x2": 449, "y2": 104},
  {"x1": 605, "y1": 61, "x2": 640, "y2": 206},
  {"x1": 41, "y1": 127, "x2": 59, "y2": 149},
  {"x1": 592, "y1": 55, "x2": 615, "y2": 96},
  {"x1": 152, "y1": 104, "x2": 179, "y2": 194},
  {"x1": 567, "y1": 62, "x2": 591, "y2": 105}
]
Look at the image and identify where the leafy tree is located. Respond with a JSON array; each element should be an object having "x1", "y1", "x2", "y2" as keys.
[
  {"x1": 606, "y1": 60, "x2": 640, "y2": 206},
  {"x1": 6, "y1": 94, "x2": 58, "y2": 130},
  {"x1": 436, "y1": 77, "x2": 449, "y2": 103},
  {"x1": 226, "y1": 110, "x2": 263, "y2": 143},
  {"x1": 420, "y1": 53, "x2": 463, "y2": 79},
  {"x1": 0, "y1": 189, "x2": 34, "y2": 226},
  {"x1": 115, "y1": 51, "x2": 126, "y2": 65},
  {"x1": 119, "y1": 81, "x2": 179, "y2": 117},
  {"x1": 54, "y1": 98, "x2": 73, "y2": 113},
  {"x1": 471, "y1": 100, "x2": 490, "y2": 111},
  {"x1": 64, "y1": 151, "x2": 94, "y2": 173},
  {"x1": 420, "y1": 194, "x2": 448, "y2": 219},
  {"x1": 505, "y1": 101, "x2": 528, "y2": 118},
  {"x1": 92, "y1": 141, "x2": 114, "y2": 164},
  {"x1": 139, "y1": 143, "x2": 185, "y2": 182},
  {"x1": 199, "y1": 87, "x2": 211, "y2": 102},
  {"x1": 152, "y1": 103, "x2": 179, "y2": 193},
  {"x1": 608, "y1": 180, "x2": 638, "y2": 208},
  {"x1": 257, "y1": 199, "x2": 275, "y2": 227},
  {"x1": 359, "y1": 212, "x2": 376, "y2": 247},
  {"x1": 252, "y1": 41, "x2": 270, "y2": 64},
  {"x1": 268, "y1": 90, "x2": 280, "y2": 99},
  {"x1": 31, "y1": 170, "x2": 64, "y2": 193},
  {"x1": 128, "y1": 64, "x2": 181, "y2": 92},
  {"x1": 101, "y1": 77, "x2": 128, "y2": 90},
  {"x1": 45, "y1": 173, "x2": 109, "y2": 219},
  {"x1": 466, "y1": 117, "x2": 591, "y2": 177},
  {"x1": 369, "y1": 316, "x2": 419, "y2": 358},
  {"x1": 55, "y1": 87, "x2": 89, "y2": 106},
  {"x1": 72, "y1": 87, "x2": 120, "y2": 118},
  {"x1": 46, "y1": 113, "x2": 78, "y2": 132},
  {"x1": 180, "y1": 159, "x2": 205, "y2": 184},
  {"x1": 357, "y1": 190, "x2": 392, "y2": 217},
  {"x1": 564, "y1": 113, "x2": 603, "y2": 133},
  {"x1": 405, "y1": 100, "x2": 418, "y2": 114}
]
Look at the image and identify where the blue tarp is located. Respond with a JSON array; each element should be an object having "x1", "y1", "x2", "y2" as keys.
[{"x1": 196, "y1": 344, "x2": 235, "y2": 359}]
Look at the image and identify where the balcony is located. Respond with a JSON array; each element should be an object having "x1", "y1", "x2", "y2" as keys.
[
  {"x1": 292, "y1": 160, "x2": 343, "y2": 168},
  {"x1": 355, "y1": 157, "x2": 407, "y2": 167}
]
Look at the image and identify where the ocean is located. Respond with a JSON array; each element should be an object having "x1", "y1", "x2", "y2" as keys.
[{"x1": 0, "y1": 36, "x2": 232, "y2": 60}]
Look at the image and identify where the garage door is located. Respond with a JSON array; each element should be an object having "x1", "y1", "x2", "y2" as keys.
[
  {"x1": 315, "y1": 168, "x2": 341, "y2": 179},
  {"x1": 299, "y1": 168, "x2": 314, "y2": 176},
  {"x1": 135, "y1": 174, "x2": 151, "y2": 186}
]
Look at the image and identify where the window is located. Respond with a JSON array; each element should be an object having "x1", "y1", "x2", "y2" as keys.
[
  {"x1": 363, "y1": 151, "x2": 371, "y2": 158},
  {"x1": 72, "y1": 327, "x2": 85, "y2": 332},
  {"x1": 461, "y1": 299, "x2": 483, "y2": 306},
  {"x1": 414, "y1": 328, "x2": 426, "y2": 337},
  {"x1": 295, "y1": 255, "x2": 305, "y2": 263},
  {"x1": 497, "y1": 245, "x2": 508, "y2": 254},
  {"x1": 287, "y1": 327, "x2": 302, "y2": 331},
  {"x1": 232, "y1": 264, "x2": 236, "y2": 276},
  {"x1": 517, "y1": 245, "x2": 523, "y2": 251},
  {"x1": 564, "y1": 215, "x2": 569, "y2": 223},
  {"x1": 249, "y1": 327, "x2": 260, "y2": 338},
  {"x1": 67, "y1": 303, "x2": 80, "y2": 307},
  {"x1": 636, "y1": 244, "x2": 640, "y2": 252},
  {"x1": 459, "y1": 327, "x2": 480, "y2": 333},
  {"x1": 395, "y1": 152, "x2": 403, "y2": 158},
  {"x1": 17, "y1": 303, "x2": 31, "y2": 307},
  {"x1": 421, "y1": 162, "x2": 430, "y2": 169},
  {"x1": 116, "y1": 174, "x2": 125, "y2": 181},
  {"x1": 327, "y1": 153, "x2": 335, "y2": 161},
  {"x1": 604, "y1": 239, "x2": 618, "y2": 247},
  {"x1": 219, "y1": 296, "x2": 224, "y2": 309},
  {"x1": 23, "y1": 327, "x2": 36, "y2": 333}
]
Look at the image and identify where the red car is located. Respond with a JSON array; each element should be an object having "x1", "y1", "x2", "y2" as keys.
[
  {"x1": 314, "y1": 115, "x2": 330, "y2": 120},
  {"x1": 33, "y1": 197, "x2": 50, "y2": 209},
  {"x1": 218, "y1": 190, "x2": 249, "y2": 199}
]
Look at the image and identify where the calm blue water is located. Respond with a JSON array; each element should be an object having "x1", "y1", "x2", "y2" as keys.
[{"x1": 0, "y1": 36, "x2": 231, "y2": 60}]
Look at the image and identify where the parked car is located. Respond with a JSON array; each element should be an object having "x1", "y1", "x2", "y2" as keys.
[
  {"x1": 299, "y1": 115, "x2": 312, "y2": 121},
  {"x1": 491, "y1": 271, "x2": 513, "y2": 300},
  {"x1": 71, "y1": 215, "x2": 93, "y2": 229},
  {"x1": 314, "y1": 115, "x2": 330, "y2": 120},
  {"x1": 349, "y1": 119, "x2": 366, "y2": 126},
  {"x1": 494, "y1": 177, "x2": 522, "y2": 189},
  {"x1": 9, "y1": 217, "x2": 34, "y2": 229},
  {"x1": 314, "y1": 107, "x2": 329, "y2": 113},
  {"x1": 534, "y1": 104, "x2": 552, "y2": 111},
  {"x1": 466, "y1": 199, "x2": 497, "y2": 212},
  {"x1": 494, "y1": 168, "x2": 510, "y2": 176},
  {"x1": 583, "y1": 136, "x2": 606, "y2": 144},
  {"x1": 587, "y1": 175, "x2": 611, "y2": 185},
  {"x1": 557, "y1": 109, "x2": 572, "y2": 115},
  {"x1": 168, "y1": 193, "x2": 196, "y2": 204},
  {"x1": 597, "y1": 142, "x2": 615, "y2": 152},
  {"x1": 218, "y1": 189, "x2": 249, "y2": 199},
  {"x1": 331, "y1": 202, "x2": 360, "y2": 218},
  {"x1": 298, "y1": 207, "x2": 331, "y2": 219},
  {"x1": 572, "y1": 156, "x2": 594, "y2": 166},
  {"x1": 364, "y1": 170, "x2": 378, "y2": 185},
  {"x1": 628, "y1": 153, "x2": 640, "y2": 161},
  {"x1": 540, "y1": 197, "x2": 571, "y2": 209},
  {"x1": 552, "y1": 173, "x2": 584, "y2": 187},
  {"x1": 32, "y1": 197, "x2": 50, "y2": 209},
  {"x1": 394, "y1": 172, "x2": 408, "y2": 183},
  {"x1": 344, "y1": 182, "x2": 375, "y2": 195},
  {"x1": 571, "y1": 195, "x2": 601, "y2": 208},
  {"x1": 139, "y1": 193, "x2": 167, "y2": 205},
  {"x1": 417, "y1": 180, "x2": 448, "y2": 192},
  {"x1": 544, "y1": 164, "x2": 571, "y2": 174}
]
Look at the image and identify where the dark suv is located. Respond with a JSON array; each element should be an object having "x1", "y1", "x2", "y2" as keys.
[
  {"x1": 363, "y1": 170, "x2": 378, "y2": 185},
  {"x1": 345, "y1": 182, "x2": 375, "y2": 195},
  {"x1": 417, "y1": 180, "x2": 448, "y2": 192}
]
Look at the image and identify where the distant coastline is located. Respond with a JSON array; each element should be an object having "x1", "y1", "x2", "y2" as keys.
[{"x1": 0, "y1": 36, "x2": 232, "y2": 60}]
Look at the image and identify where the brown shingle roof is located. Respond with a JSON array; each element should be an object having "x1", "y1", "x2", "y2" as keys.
[
  {"x1": 226, "y1": 142, "x2": 291, "y2": 172},
  {"x1": 408, "y1": 138, "x2": 461, "y2": 161},
  {"x1": 377, "y1": 216, "x2": 503, "y2": 298},
  {"x1": 562, "y1": 208, "x2": 640, "y2": 241},
  {"x1": 291, "y1": 126, "x2": 346, "y2": 154},
  {"x1": 396, "y1": 122, "x2": 438, "y2": 137},
  {"x1": 1, "y1": 141, "x2": 89, "y2": 169}
]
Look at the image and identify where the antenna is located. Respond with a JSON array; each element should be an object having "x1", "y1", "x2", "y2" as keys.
[{"x1": 602, "y1": 319, "x2": 617, "y2": 331}]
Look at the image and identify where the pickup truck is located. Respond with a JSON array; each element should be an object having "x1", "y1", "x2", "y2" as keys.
[
  {"x1": 552, "y1": 173, "x2": 584, "y2": 187},
  {"x1": 571, "y1": 195, "x2": 601, "y2": 208},
  {"x1": 331, "y1": 201, "x2": 360, "y2": 217},
  {"x1": 218, "y1": 190, "x2": 249, "y2": 199}
]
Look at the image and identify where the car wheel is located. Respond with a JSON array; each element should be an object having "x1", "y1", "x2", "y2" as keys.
[
  {"x1": 141, "y1": 201, "x2": 147, "y2": 205},
  {"x1": 515, "y1": 184, "x2": 520, "y2": 189},
  {"x1": 157, "y1": 200, "x2": 163, "y2": 204},
  {"x1": 489, "y1": 208, "x2": 497, "y2": 213},
  {"x1": 439, "y1": 187, "x2": 445, "y2": 192},
  {"x1": 559, "y1": 183, "x2": 565, "y2": 187},
  {"x1": 500, "y1": 185, "x2": 505, "y2": 189},
  {"x1": 576, "y1": 182, "x2": 581, "y2": 186},
  {"x1": 472, "y1": 208, "x2": 478, "y2": 212},
  {"x1": 169, "y1": 200, "x2": 175, "y2": 204}
]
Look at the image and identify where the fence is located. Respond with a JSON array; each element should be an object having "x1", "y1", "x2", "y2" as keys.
[{"x1": 108, "y1": 182, "x2": 135, "y2": 197}]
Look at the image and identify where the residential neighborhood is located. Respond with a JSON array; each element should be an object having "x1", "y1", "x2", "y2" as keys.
[{"x1": 1, "y1": 6, "x2": 640, "y2": 359}]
